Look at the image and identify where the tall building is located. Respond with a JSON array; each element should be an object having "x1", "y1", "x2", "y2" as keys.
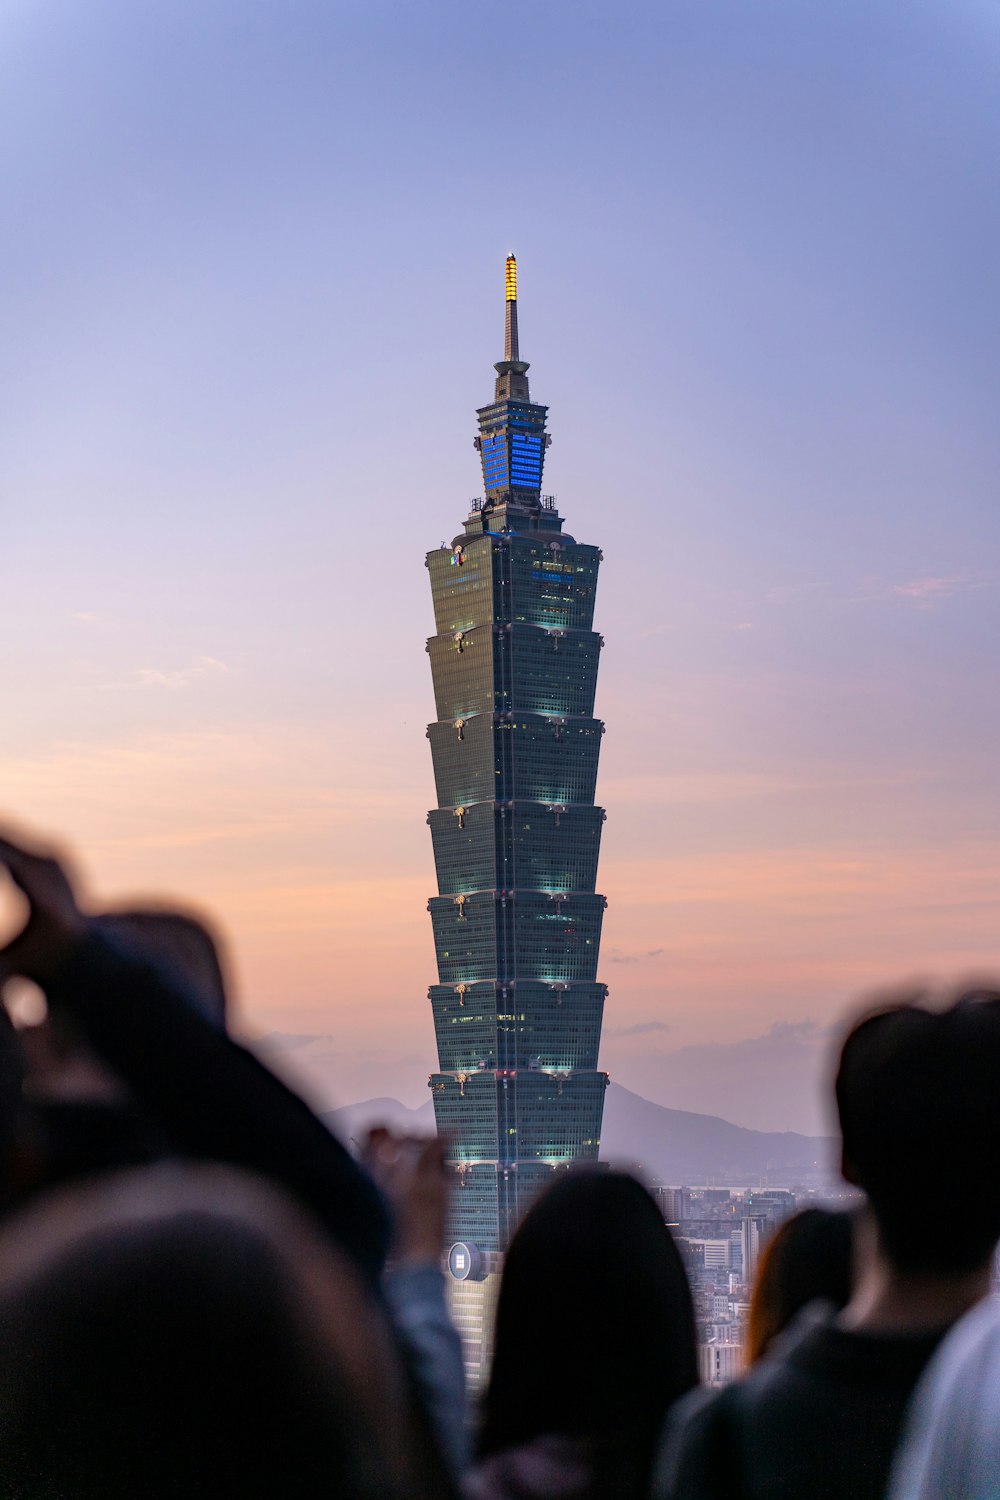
[
  {"x1": 656, "y1": 1185, "x2": 693, "y2": 1224},
  {"x1": 698, "y1": 1341, "x2": 744, "y2": 1387},
  {"x1": 423, "y1": 257, "x2": 609, "y2": 1375},
  {"x1": 740, "y1": 1215, "x2": 769, "y2": 1285}
]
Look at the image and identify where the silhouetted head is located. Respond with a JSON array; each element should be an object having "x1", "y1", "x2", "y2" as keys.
[
  {"x1": 0, "y1": 1165, "x2": 446, "y2": 1500},
  {"x1": 747, "y1": 1207, "x2": 854, "y2": 1362},
  {"x1": 97, "y1": 908, "x2": 230, "y2": 1028},
  {"x1": 478, "y1": 1169, "x2": 697, "y2": 1493},
  {"x1": 13, "y1": 910, "x2": 230, "y2": 1197},
  {"x1": 836, "y1": 989, "x2": 1000, "y2": 1274}
]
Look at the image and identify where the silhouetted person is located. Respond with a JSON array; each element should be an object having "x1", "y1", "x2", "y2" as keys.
[
  {"x1": 746, "y1": 1207, "x2": 854, "y2": 1363},
  {"x1": 0, "y1": 828, "x2": 392, "y2": 1280},
  {"x1": 471, "y1": 1169, "x2": 698, "y2": 1500},
  {"x1": 0, "y1": 1163, "x2": 450, "y2": 1500},
  {"x1": 0, "y1": 825, "x2": 459, "y2": 1496},
  {"x1": 661, "y1": 988, "x2": 1000, "y2": 1500},
  {"x1": 17, "y1": 907, "x2": 231, "y2": 1195},
  {"x1": 98, "y1": 906, "x2": 231, "y2": 1027}
]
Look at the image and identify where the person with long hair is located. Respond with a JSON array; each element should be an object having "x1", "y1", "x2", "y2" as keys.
[
  {"x1": 470, "y1": 1169, "x2": 698, "y2": 1500},
  {"x1": 746, "y1": 1207, "x2": 854, "y2": 1364}
]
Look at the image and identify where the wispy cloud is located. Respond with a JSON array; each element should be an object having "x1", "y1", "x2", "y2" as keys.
[
  {"x1": 891, "y1": 575, "x2": 979, "y2": 603},
  {"x1": 764, "y1": 574, "x2": 993, "y2": 610},
  {"x1": 842, "y1": 573, "x2": 993, "y2": 606},
  {"x1": 606, "y1": 1019, "x2": 671, "y2": 1038},
  {"x1": 607, "y1": 946, "x2": 664, "y2": 965},
  {"x1": 133, "y1": 656, "x2": 230, "y2": 690}
]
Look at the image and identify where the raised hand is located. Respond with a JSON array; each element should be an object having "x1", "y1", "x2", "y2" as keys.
[
  {"x1": 0, "y1": 830, "x2": 86, "y2": 987},
  {"x1": 363, "y1": 1127, "x2": 452, "y2": 1266}
]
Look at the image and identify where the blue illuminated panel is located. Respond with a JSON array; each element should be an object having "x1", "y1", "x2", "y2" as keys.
[{"x1": 478, "y1": 400, "x2": 547, "y2": 494}]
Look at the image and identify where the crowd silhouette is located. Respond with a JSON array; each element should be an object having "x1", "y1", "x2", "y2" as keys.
[{"x1": 0, "y1": 821, "x2": 997, "y2": 1498}]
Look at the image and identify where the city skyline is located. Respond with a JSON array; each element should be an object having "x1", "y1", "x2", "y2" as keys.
[{"x1": 4, "y1": 1, "x2": 999, "y2": 1136}]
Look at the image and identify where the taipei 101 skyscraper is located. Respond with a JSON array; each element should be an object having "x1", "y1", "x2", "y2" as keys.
[{"x1": 424, "y1": 258, "x2": 609, "y2": 1373}]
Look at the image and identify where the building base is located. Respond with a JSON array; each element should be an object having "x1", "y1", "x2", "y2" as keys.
[{"x1": 446, "y1": 1271, "x2": 502, "y2": 1394}]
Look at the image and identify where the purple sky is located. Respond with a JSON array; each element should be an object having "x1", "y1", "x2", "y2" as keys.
[{"x1": 4, "y1": 0, "x2": 999, "y2": 1132}]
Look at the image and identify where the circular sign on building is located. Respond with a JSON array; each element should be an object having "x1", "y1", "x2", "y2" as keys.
[{"x1": 448, "y1": 1241, "x2": 485, "y2": 1282}]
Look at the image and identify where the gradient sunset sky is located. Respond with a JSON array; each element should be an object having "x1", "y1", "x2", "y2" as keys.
[{"x1": 4, "y1": 0, "x2": 999, "y2": 1132}]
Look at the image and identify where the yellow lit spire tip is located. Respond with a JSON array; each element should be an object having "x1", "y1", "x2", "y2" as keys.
[{"x1": 505, "y1": 254, "x2": 517, "y2": 302}]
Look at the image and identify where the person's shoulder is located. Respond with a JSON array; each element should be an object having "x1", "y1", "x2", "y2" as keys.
[
  {"x1": 655, "y1": 1312, "x2": 843, "y2": 1498},
  {"x1": 888, "y1": 1297, "x2": 1000, "y2": 1500},
  {"x1": 654, "y1": 1382, "x2": 746, "y2": 1499},
  {"x1": 931, "y1": 1294, "x2": 1000, "y2": 1373},
  {"x1": 748, "y1": 1299, "x2": 836, "y2": 1375},
  {"x1": 909, "y1": 1296, "x2": 1000, "y2": 1418},
  {"x1": 465, "y1": 1435, "x2": 595, "y2": 1500},
  {"x1": 665, "y1": 1313, "x2": 828, "y2": 1442},
  {"x1": 669, "y1": 1378, "x2": 744, "y2": 1436}
]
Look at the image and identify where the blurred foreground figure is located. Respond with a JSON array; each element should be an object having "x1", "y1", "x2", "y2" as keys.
[
  {"x1": 889, "y1": 1296, "x2": 1000, "y2": 1500},
  {"x1": 366, "y1": 1126, "x2": 469, "y2": 1477},
  {"x1": 0, "y1": 828, "x2": 391, "y2": 1277},
  {"x1": 17, "y1": 907, "x2": 228, "y2": 1192},
  {"x1": 746, "y1": 1207, "x2": 854, "y2": 1363},
  {"x1": 469, "y1": 1170, "x2": 698, "y2": 1500},
  {"x1": 0, "y1": 826, "x2": 464, "y2": 1493},
  {"x1": 0, "y1": 1164, "x2": 445, "y2": 1500},
  {"x1": 661, "y1": 989, "x2": 1000, "y2": 1500}
]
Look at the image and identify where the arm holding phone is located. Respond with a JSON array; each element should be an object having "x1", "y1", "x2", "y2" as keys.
[{"x1": 0, "y1": 831, "x2": 392, "y2": 1283}]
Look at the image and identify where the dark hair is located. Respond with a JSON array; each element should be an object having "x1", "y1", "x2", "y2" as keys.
[
  {"x1": 835, "y1": 990, "x2": 1000, "y2": 1273},
  {"x1": 0, "y1": 1166, "x2": 443, "y2": 1500},
  {"x1": 97, "y1": 909, "x2": 229, "y2": 1028},
  {"x1": 478, "y1": 1169, "x2": 697, "y2": 1495},
  {"x1": 747, "y1": 1208, "x2": 854, "y2": 1362}
]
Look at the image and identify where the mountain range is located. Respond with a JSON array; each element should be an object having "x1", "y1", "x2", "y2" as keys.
[{"x1": 324, "y1": 1081, "x2": 838, "y2": 1187}]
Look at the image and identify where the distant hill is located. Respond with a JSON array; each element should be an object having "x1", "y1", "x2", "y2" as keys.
[
  {"x1": 324, "y1": 1083, "x2": 837, "y2": 1186},
  {"x1": 324, "y1": 1095, "x2": 434, "y2": 1148},
  {"x1": 600, "y1": 1083, "x2": 836, "y2": 1184}
]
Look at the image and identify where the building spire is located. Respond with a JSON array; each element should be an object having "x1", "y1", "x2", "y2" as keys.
[
  {"x1": 504, "y1": 254, "x2": 519, "y2": 362},
  {"x1": 494, "y1": 253, "x2": 530, "y2": 401},
  {"x1": 476, "y1": 253, "x2": 550, "y2": 506}
]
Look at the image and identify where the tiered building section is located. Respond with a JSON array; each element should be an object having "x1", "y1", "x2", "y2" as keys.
[{"x1": 424, "y1": 260, "x2": 609, "y2": 1360}]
